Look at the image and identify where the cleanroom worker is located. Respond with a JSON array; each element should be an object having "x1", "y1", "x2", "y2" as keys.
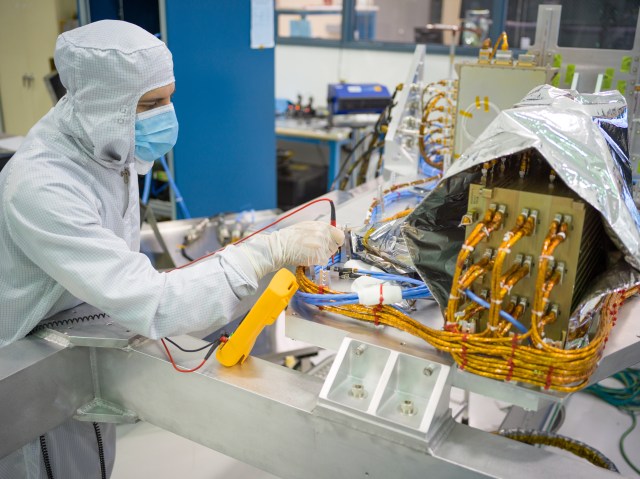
[{"x1": 0, "y1": 20, "x2": 344, "y2": 478}]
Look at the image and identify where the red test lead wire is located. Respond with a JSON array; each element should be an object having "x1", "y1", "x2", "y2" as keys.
[
  {"x1": 173, "y1": 197, "x2": 337, "y2": 270},
  {"x1": 160, "y1": 338, "x2": 209, "y2": 373}
]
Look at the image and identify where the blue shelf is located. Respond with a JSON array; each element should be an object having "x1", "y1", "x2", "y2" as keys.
[{"x1": 165, "y1": 0, "x2": 276, "y2": 217}]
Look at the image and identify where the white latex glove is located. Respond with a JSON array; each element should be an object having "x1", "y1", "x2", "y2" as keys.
[{"x1": 238, "y1": 221, "x2": 345, "y2": 280}]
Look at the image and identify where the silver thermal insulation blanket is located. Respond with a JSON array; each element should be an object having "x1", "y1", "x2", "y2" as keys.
[{"x1": 403, "y1": 85, "x2": 640, "y2": 334}]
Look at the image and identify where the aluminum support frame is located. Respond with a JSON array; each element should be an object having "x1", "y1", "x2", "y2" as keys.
[
  {"x1": 0, "y1": 323, "x2": 625, "y2": 478},
  {"x1": 0, "y1": 340, "x2": 93, "y2": 457},
  {"x1": 92, "y1": 336, "x2": 619, "y2": 479}
]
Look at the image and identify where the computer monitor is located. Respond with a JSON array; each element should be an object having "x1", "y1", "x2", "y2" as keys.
[{"x1": 43, "y1": 71, "x2": 66, "y2": 105}]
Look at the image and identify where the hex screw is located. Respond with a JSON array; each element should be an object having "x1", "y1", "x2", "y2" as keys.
[
  {"x1": 423, "y1": 366, "x2": 435, "y2": 376},
  {"x1": 350, "y1": 383, "x2": 365, "y2": 399},
  {"x1": 354, "y1": 344, "x2": 366, "y2": 356},
  {"x1": 400, "y1": 399, "x2": 415, "y2": 416}
]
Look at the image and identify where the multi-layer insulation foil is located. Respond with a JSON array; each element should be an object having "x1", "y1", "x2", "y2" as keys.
[{"x1": 403, "y1": 85, "x2": 640, "y2": 342}]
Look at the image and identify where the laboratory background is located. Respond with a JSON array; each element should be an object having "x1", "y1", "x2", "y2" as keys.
[{"x1": 0, "y1": 0, "x2": 640, "y2": 478}]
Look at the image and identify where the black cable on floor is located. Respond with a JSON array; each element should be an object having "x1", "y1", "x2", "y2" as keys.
[
  {"x1": 39, "y1": 434, "x2": 54, "y2": 479},
  {"x1": 93, "y1": 422, "x2": 106, "y2": 479}
]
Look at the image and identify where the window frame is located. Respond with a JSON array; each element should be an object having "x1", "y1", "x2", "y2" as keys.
[{"x1": 275, "y1": 0, "x2": 509, "y2": 56}]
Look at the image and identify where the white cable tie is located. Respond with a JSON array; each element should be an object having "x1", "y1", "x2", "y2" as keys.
[
  {"x1": 482, "y1": 227, "x2": 491, "y2": 237},
  {"x1": 532, "y1": 310, "x2": 544, "y2": 317},
  {"x1": 503, "y1": 232, "x2": 514, "y2": 241},
  {"x1": 539, "y1": 254, "x2": 554, "y2": 261},
  {"x1": 488, "y1": 325, "x2": 499, "y2": 331},
  {"x1": 449, "y1": 294, "x2": 460, "y2": 300},
  {"x1": 557, "y1": 232, "x2": 566, "y2": 239},
  {"x1": 461, "y1": 245, "x2": 475, "y2": 252},
  {"x1": 454, "y1": 312, "x2": 465, "y2": 318},
  {"x1": 499, "y1": 247, "x2": 511, "y2": 254},
  {"x1": 491, "y1": 299, "x2": 503, "y2": 305}
]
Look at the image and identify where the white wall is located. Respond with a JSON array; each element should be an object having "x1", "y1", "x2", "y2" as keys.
[{"x1": 275, "y1": 44, "x2": 453, "y2": 105}]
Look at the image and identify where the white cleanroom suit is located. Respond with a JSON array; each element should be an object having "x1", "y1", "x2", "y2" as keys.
[{"x1": 0, "y1": 20, "x2": 342, "y2": 478}]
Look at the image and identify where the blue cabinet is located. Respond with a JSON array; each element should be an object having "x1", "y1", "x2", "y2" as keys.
[
  {"x1": 85, "y1": 0, "x2": 276, "y2": 217},
  {"x1": 165, "y1": 0, "x2": 275, "y2": 217}
]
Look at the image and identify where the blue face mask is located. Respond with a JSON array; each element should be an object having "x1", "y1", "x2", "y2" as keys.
[{"x1": 134, "y1": 103, "x2": 179, "y2": 162}]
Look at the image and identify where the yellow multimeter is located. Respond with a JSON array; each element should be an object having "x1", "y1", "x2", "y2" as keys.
[{"x1": 216, "y1": 268, "x2": 298, "y2": 367}]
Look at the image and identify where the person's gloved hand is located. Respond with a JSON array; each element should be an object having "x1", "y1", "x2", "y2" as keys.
[{"x1": 238, "y1": 221, "x2": 345, "y2": 280}]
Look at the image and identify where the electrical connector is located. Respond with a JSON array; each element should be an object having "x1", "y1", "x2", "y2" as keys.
[
  {"x1": 555, "y1": 262, "x2": 566, "y2": 284},
  {"x1": 529, "y1": 210, "x2": 539, "y2": 234},
  {"x1": 523, "y1": 255, "x2": 533, "y2": 277},
  {"x1": 331, "y1": 267, "x2": 362, "y2": 279},
  {"x1": 460, "y1": 210, "x2": 477, "y2": 226},
  {"x1": 459, "y1": 319, "x2": 476, "y2": 334},
  {"x1": 563, "y1": 215, "x2": 573, "y2": 229}
]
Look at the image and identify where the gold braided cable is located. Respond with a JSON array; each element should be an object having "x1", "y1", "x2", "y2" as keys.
[
  {"x1": 488, "y1": 214, "x2": 534, "y2": 329},
  {"x1": 491, "y1": 31, "x2": 509, "y2": 58},
  {"x1": 447, "y1": 208, "x2": 503, "y2": 323},
  {"x1": 531, "y1": 222, "x2": 569, "y2": 349},
  {"x1": 458, "y1": 256, "x2": 492, "y2": 290},
  {"x1": 498, "y1": 430, "x2": 618, "y2": 471},
  {"x1": 364, "y1": 176, "x2": 440, "y2": 225},
  {"x1": 418, "y1": 93, "x2": 453, "y2": 169},
  {"x1": 296, "y1": 266, "x2": 637, "y2": 392}
]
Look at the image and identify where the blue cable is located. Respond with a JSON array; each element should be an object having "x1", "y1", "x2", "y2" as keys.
[
  {"x1": 296, "y1": 265, "x2": 432, "y2": 306},
  {"x1": 296, "y1": 285, "x2": 431, "y2": 306},
  {"x1": 361, "y1": 270, "x2": 426, "y2": 286},
  {"x1": 462, "y1": 289, "x2": 529, "y2": 334},
  {"x1": 419, "y1": 135, "x2": 444, "y2": 176},
  {"x1": 369, "y1": 189, "x2": 425, "y2": 224},
  {"x1": 141, "y1": 171, "x2": 152, "y2": 206},
  {"x1": 158, "y1": 155, "x2": 191, "y2": 219}
]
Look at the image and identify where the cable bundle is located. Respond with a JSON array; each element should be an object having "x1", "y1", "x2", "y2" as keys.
[
  {"x1": 418, "y1": 81, "x2": 456, "y2": 172},
  {"x1": 297, "y1": 265, "x2": 637, "y2": 392},
  {"x1": 296, "y1": 266, "x2": 431, "y2": 307},
  {"x1": 332, "y1": 85, "x2": 403, "y2": 191}
]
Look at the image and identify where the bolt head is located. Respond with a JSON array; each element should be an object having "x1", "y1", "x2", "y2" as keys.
[
  {"x1": 400, "y1": 399, "x2": 416, "y2": 416},
  {"x1": 350, "y1": 383, "x2": 366, "y2": 399},
  {"x1": 423, "y1": 366, "x2": 435, "y2": 376}
]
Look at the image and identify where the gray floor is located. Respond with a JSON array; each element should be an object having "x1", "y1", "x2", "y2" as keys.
[
  {"x1": 112, "y1": 387, "x2": 639, "y2": 478},
  {"x1": 112, "y1": 422, "x2": 279, "y2": 479}
]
